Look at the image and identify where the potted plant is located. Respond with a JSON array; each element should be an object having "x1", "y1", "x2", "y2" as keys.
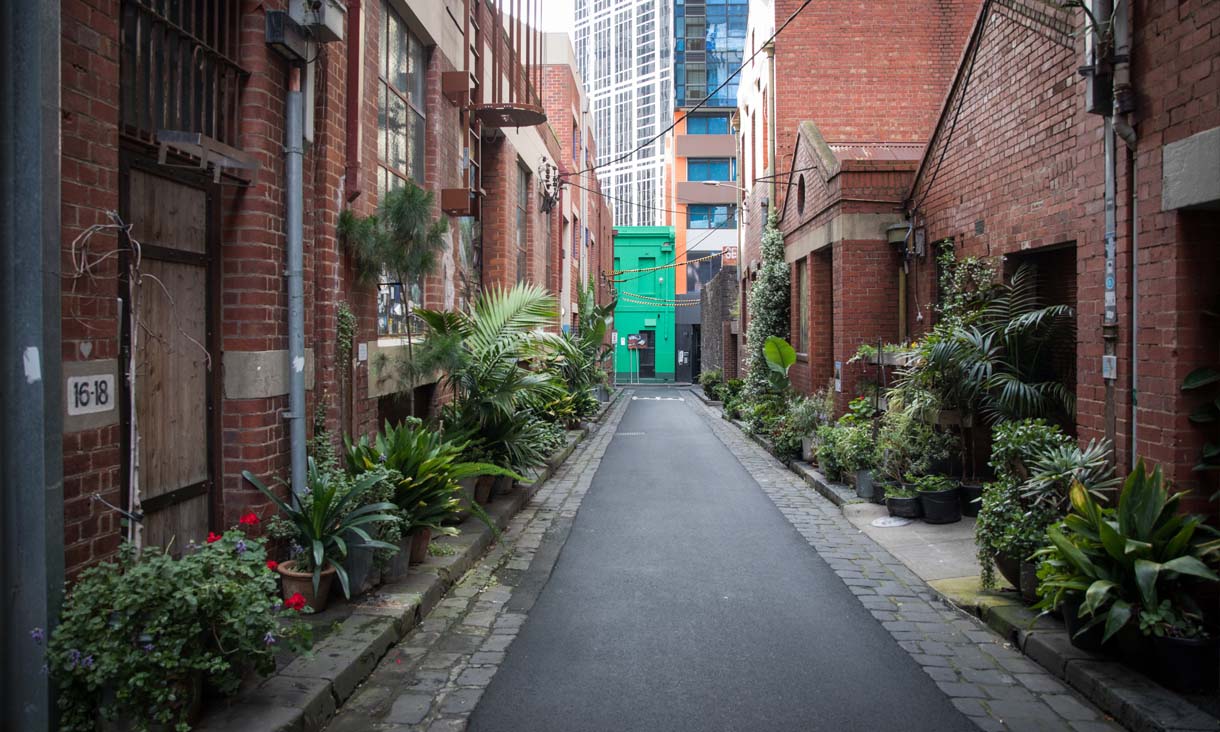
[
  {"x1": 1033, "y1": 460, "x2": 1220, "y2": 665},
  {"x1": 877, "y1": 402, "x2": 953, "y2": 505},
  {"x1": 45, "y1": 531, "x2": 311, "y2": 732},
  {"x1": 884, "y1": 482, "x2": 923, "y2": 519},
  {"x1": 1138, "y1": 601, "x2": 1219, "y2": 693},
  {"x1": 245, "y1": 459, "x2": 399, "y2": 610},
  {"x1": 910, "y1": 474, "x2": 961, "y2": 524},
  {"x1": 974, "y1": 477, "x2": 1058, "y2": 592}
]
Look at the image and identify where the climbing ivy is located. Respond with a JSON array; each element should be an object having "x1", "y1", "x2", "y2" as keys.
[{"x1": 743, "y1": 213, "x2": 790, "y2": 397}]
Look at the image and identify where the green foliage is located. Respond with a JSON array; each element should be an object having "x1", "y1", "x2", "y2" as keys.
[
  {"x1": 244, "y1": 460, "x2": 399, "y2": 599},
  {"x1": 47, "y1": 536, "x2": 311, "y2": 732},
  {"x1": 417, "y1": 284, "x2": 567, "y2": 472},
  {"x1": 338, "y1": 182, "x2": 449, "y2": 287},
  {"x1": 768, "y1": 391, "x2": 833, "y2": 461},
  {"x1": 764, "y1": 336, "x2": 797, "y2": 380},
  {"x1": 935, "y1": 240, "x2": 998, "y2": 326},
  {"x1": 876, "y1": 405, "x2": 955, "y2": 485},
  {"x1": 1033, "y1": 461, "x2": 1220, "y2": 642},
  {"x1": 815, "y1": 418, "x2": 877, "y2": 479},
  {"x1": 1182, "y1": 360, "x2": 1220, "y2": 473},
  {"x1": 743, "y1": 213, "x2": 790, "y2": 397},
  {"x1": 1138, "y1": 600, "x2": 1208, "y2": 639},
  {"x1": 909, "y1": 474, "x2": 957, "y2": 493},
  {"x1": 884, "y1": 482, "x2": 918, "y2": 499},
  {"x1": 721, "y1": 378, "x2": 747, "y2": 418},
  {"x1": 336, "y1": 301, "x2": 357, "y2": 366},
  {"x1": 975, "y1": 477, "x2": 1060, "y2": 589}
]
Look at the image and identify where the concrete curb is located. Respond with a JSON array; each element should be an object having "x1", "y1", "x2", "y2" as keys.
[
  {"x1": 940, "y1": 591, "x2": 1219, "y2": 732},
  {"x1": 709, "y1": 403, "x2": 1218, "y2": 732},
  {"x1": 196, "y1": 427, "x2": 595, "y2": 732}
]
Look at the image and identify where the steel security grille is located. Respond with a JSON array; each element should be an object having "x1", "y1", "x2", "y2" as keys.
[{"x1": 119, "y1": 0, "x2": 247, "y2": 148}]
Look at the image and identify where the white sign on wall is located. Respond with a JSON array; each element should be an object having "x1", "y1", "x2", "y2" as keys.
[{"x1": 67, "y1": 374, "x2": 116, "y2": 416}]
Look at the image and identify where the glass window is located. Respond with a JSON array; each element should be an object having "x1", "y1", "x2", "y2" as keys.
[
  {"x1": 687, "y1": 158, "x2": 736, "y2": 182},
  {"x1": 517, "y1": 164, "x2": 530, "y2": 284},
  {"x1": 797, "y1": 259, "x2": 809, "y2": 353},
  {"x1": 686, "y1": 115, "x2": 730, "y2": 134},
  {"x1": 378, "y1": 0, "x2": 426, "y2": 192},
  {"x1": 687, "y1": 204, "x2": 737, "y2": 229}
]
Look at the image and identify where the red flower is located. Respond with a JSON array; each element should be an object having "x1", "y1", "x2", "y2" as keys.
[
  {"x1": 239, "y1": 512, "x2": 260, "y2": 526},
  {"x1": 206, "y1": 532, "x2": 222, "y2": 544},
  {"x1": 266, "y1": 560, "x2": 279, "y2": 572},
  {"x1": 284, "y1": 593, "x2": 307, "y2": 612}
]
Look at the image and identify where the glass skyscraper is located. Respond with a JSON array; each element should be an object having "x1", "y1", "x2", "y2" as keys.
[
  {"x1": 674, "y1": 0, "x2": 749, "y2": 109},
  {"x1": 574, "y1": 0, "x2": 673, "y2": 227}
]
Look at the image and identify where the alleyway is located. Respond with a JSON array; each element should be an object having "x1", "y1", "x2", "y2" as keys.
[
  {"x1": 469, "y1": 386, "x2": 974, "y2": 731},
  {"x1": 323, "y1": 387, "x2": 1121, "y2": 731}
]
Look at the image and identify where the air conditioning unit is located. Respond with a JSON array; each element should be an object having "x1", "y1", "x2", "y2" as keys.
[{"x1": 289, "y1": 0, "x2": 345, "y2": 43}]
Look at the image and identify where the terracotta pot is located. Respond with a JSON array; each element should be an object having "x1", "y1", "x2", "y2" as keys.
[
  {"x1": 493, "y1": 474, "x2": 515, "y2": 497},
  {"x1": 474, "y1": 475, "x2": 495, "y2": 505},
  {"x1": 278, "y1": 560, "x2": 336, "y2": 612},
  {"x1": 409, "y1": 528, "x2": 431, "y2": 565}
]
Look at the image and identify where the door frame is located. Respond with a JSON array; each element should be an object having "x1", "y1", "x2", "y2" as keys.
[{"x1": 117, "y1": 148, "x2": 224, "y2": 534}]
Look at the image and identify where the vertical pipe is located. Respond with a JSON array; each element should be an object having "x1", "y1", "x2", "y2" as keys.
[
  {"x1": 1102, "y1": 113, "x2": 1118, "y2": 455},
  {"x1": 344, "y1": 0, "x2": 363, "y2": 201},
  {"x1": 1, "y1": 0, "x2": 63, "y2": 727},
  {"x1": 286, "y1": 66, "x2": 307, "y2": 498}
]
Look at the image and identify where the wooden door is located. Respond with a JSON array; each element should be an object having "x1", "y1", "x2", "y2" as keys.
[{"x1": 123, "y1": 166, "x2": 217, "y2": 551}]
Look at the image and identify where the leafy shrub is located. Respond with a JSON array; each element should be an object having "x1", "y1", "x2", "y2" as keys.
[
  {"x1": 876, "y1": 407, "x2": 954, "y2": 485},
  {"x1": 47, "y1": 534, "x2": 311, "y2": 732},
  {"x1": 974, "y1": 477, "x2": 1059, "y2": 589},
  {"x1": 908, "y1": 474, "x2": 957, "y2": 492}
]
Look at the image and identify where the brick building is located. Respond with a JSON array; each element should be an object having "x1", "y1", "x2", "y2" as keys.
[
  {"x1": 906, "y1": 0, "x2": 1220, "y2": 502},
  {"x1": 52, "y1": 0, "x2": 612, "y2": 577},
  {"x1": 730, "y1": 0, "x2": 980, "y2": 403},
  {"x1": 728, "y1": 0, "x2": 1219, "y2": 500}
]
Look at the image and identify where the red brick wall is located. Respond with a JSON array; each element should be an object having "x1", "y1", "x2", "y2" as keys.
[
  {"x1": 908, "y1": 0, "x2": 1220, "y2": 496},
  {"x1": 56, "y1": 0, "x2": 554, "y2": 576}
]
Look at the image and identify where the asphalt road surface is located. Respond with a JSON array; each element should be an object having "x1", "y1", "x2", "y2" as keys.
[{"x1": 468, "y1": 386, "x2": 977, "y2": 732}]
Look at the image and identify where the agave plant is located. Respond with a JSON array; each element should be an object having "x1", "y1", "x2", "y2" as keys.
[
  {"x1": 1034, "y1": 460, "x2": 1220, "y2": 643},
  {"x1": 345, "y1": 420, "x2": 518, "y2": 534},
  {"x1": 243, "y1": 459, "x2": 400, "y2": 598},
  {"x1": 1021, "y1": 438, "x2": 1119, "y2": 510}
]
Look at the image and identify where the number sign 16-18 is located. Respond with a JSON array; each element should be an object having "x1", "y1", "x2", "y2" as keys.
[{"x1": 67, "y1": 374, "x2": 116, "y2": 416}]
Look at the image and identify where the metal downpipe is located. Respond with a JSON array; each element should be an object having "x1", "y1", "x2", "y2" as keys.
[{"x1": 286, "y1": 66, "x2": 307, "y2": 498}]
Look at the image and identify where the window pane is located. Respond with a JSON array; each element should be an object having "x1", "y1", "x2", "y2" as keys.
[
  {"x1": 410, "y1": 110, "x2": 425, "y2": 183},
  {"x1": 409, "y1": 36, "x2": 426, "y2": 108},
  {"x1": 389, "y1": 94, "x2": 407, "y2": 174},
  {"x1": 377, "y1": 83, "x2": 388, "y2": 162}
]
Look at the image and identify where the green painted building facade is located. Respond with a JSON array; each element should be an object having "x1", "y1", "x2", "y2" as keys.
[{"x1": 612, "y1": 226, "x2": 676, "y2": 383}]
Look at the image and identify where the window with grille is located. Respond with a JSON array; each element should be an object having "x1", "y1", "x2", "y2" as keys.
[{"x1": 119, "y1": 0, "x2": 247, "y2": 148}]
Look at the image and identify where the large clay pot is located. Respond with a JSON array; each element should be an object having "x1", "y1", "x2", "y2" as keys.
[
  {"x1": 408, "y1": 528, "x2": 431, "y2": 565},
  {"x1": 278, "y1": 560, "x2": 336, "y2": 612}
]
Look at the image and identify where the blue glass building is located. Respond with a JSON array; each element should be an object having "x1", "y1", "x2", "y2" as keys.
[{"x1": 674, "y1": 0, "x2": 749, "y2": 109}]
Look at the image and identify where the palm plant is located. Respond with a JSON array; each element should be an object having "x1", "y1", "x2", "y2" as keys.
[
  {"x1": 338, "y1": 182, "x2": 449, "y2": 414},
  {"x1": 243, "y1": 459, "x2": 399, "y2": 598},
  {"x1": 417, "y1": 284, "x2": 567, "y2": 472}
]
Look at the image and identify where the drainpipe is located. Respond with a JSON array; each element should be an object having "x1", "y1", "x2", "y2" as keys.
[
  {"x1": 1, "y1": 0, "x2": 64, "y2": 727},
  {"x1": 344, "y1": 0, "x2": 363, "y2": 202},
  {"x1": 287, "y1": 66, "x2": 307, "y2": 497},
  {"x1": 1111, "y1": 1, "x2": 1138, "y2": 468},
  {"x1": 1096, "y1": 0, "x2": 1120, "y2": 460},
  {"x1": 765, "y1": 40, "x2": 778, "y2": 205}
]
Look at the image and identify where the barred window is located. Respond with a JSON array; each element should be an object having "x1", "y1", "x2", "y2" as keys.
[{"x1": 378, "y1": 0, "x2": 426, "y2": 194}]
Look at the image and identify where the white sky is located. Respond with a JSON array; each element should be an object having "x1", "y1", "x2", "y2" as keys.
[{"x1": 538, "y1": 0, "x2": 575, "y2": 38}]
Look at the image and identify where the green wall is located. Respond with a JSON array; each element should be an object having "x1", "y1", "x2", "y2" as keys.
[{"x1": 612, "y1": 226, "x2": 676, "y2": 383}]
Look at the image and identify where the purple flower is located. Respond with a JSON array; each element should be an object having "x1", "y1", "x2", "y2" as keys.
[
  {"x1": 235, "y1": 539, "x2": 248, "y2": 555},
  {"x1": 67, "y1": 649, "x2": 81, "y2": 669},
  {"x1": 82, "y1": 655, "x2": 94, "y2": 669},
  {"x1": 289, "y1": 541, "x2": 304, "y2": 558},
  {"x1": 263, "y1": 631, "x2": 277, "y2": 646},
  {"x1": 143, "y1": 643, "x2": 155, "y2": 652},
  {"x1": 30, "y1": 627, "x2": 44, "y2": 644}
]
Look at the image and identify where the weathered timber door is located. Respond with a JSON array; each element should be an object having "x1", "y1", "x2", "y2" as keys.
[{"x1": 122, "y1": 164, "x2": 219, "y2": 551}]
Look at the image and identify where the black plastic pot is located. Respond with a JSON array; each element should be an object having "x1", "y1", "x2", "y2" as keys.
[
  {"x1": 918, "y1": 487, "x2": 962, "y2": 524},
  {"x1": 1062, "y1": 596, "x2": 1109, "y2": 652},
  {"x1": 886, "y1": 495, "x2": 922, "y2": 519},
  {"x1": 960, "y1": 482, "x2": 984, "y2": 518},
  {"x1": 1148, "y1": 634, "x2": 1220, "y2": 693}
]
